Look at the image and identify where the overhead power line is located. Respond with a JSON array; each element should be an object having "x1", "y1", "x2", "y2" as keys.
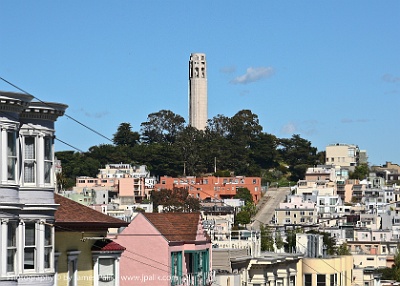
[{"x1": 0, "y1": 76, "x2": 114, "y2": 144}]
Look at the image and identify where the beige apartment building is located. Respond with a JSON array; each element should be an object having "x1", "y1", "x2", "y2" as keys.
[
  {"x1": 325, "y1": 143, "x2": 367, "y2": 170},
  {"x1": 297, "y1": 255, "x2": 353, "y2": 286}
]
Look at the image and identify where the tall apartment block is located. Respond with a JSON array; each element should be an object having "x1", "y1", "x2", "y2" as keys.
[
  {"x1": 189, "y1": 53, "x2": 208, "y2": 130},
  {"x1": 325, "y1": 143, "x2": 367, "y2": 170}
]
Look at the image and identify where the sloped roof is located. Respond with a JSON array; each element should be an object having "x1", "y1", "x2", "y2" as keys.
[
  {"x1": 92, "y1": 239, "x2": 126, "y2": 252},
  {"x1": 143, "y1": 212, "x2": 205, "y2": 242},
  {"x1": 54, "y1": 194, "x2": 129, "y2": 231}
]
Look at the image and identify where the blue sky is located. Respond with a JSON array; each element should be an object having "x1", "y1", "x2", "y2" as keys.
[{"x1": 1, "y1": 1, "x2": 399, "y2": 166}]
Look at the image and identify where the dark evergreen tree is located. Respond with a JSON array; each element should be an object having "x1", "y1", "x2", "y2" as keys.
[{"x1": 113, "y1": 122, "x2": 140, "y2": 147}]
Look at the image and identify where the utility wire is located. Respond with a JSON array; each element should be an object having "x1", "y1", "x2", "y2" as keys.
[{"x1": 0, "y1": 76, "x2": 114, "y2": 144}]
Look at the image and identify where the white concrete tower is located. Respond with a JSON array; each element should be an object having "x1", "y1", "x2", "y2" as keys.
[{"x1": 189, "y1": 53, "x2": 208, "y2": 130}]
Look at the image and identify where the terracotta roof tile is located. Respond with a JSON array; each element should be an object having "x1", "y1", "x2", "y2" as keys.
[
  {"x1": 54, "y1": 194, "x2": 129, "y2": 230},
  {"x1": 143, "y1": 213, "x2": 203, "y2": 242},
  {"x1": 92, "y1": 239, "x2": 126, "y2": 252}
]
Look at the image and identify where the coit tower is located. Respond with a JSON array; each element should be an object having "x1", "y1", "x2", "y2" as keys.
[{"x1": 189, "y1": 53, "x2": 208, "y2": 130}]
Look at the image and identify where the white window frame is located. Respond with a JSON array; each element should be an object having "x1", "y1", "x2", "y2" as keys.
[
  {"x1": 23, "y1": 221, "x2": 37, "y2": 272},
  {"x1": 44, "y1": 136, "x2": 53, "y2": 185},
  {"x1": 23, "y1": 136, "x2": 37, "y2": 184},
  {"x1": 6, "y1": 220, "x2": 18, "y2": 274},
  {"x1": 92, "y1": 252, "x2": 122, "y2": 286},
  {"x1": 67, "y1": 251, "x2": 81, "y2": 286},
  {"x1": 7, "y1": 130, "x2": 18, "y2": 182}
]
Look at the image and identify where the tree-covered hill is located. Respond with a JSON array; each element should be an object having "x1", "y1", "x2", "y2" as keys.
[{"x1": 56, "y1": 109, "x2": 324, "y2": 190}]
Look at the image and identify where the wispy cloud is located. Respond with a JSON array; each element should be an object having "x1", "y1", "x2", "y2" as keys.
[
  {"x1": 382, "y1": 74, "x2": 400, "y2": 83},
  {"x1": 384, "y1": 89, "x2": 399, "y2": 95},
  {"x1": 220, "y1": 66, "x2": 236, "y2": 74},
  {"x1": 281, "y1": 120, "x2": 318, "y2": 136},
  {"x1": 230, "y1": 67, "x2": 274, "y2": 84},
  {"x1": 239, "y1": 90, "x2": 250, "y2": 96},
  {"x1": 77, "y1": 108, "x2": 109, "y2": 118},
  {"x1": 281, "y1": 122, "x2": 297, "y2": 134},
  {"x1": 341, "y1": 118, "x2": 370, "y2": 123}
]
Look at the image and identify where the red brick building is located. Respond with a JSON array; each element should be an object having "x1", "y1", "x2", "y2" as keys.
[{"x1": 154, "y1": 176, "x2": 262, "y2": 203}]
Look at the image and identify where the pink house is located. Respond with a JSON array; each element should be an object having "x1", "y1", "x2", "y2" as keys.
[{"x1": 114, "y1": 213, "x2": 212, "y2": 286}]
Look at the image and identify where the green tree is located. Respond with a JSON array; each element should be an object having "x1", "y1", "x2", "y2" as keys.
[
  {"x1": 151, "y1": 188, "x2": 200, "y2": 213},
  {"x1": 393, "y1": 245, "x2": 400, "y2": 281},
  {"x1": 227, "y1": 110, "x2": 262, "y2": 175},
  {"x1": 349, "y1": 163, "x2": 369, "y2": 180},
  {"x1": 336, "y1": 242, "x2": 351, "y2": 255},
  {"x1": 250, "y1": 132, "x2": 280, "y2": 170},
  {"x1": 242, "y1": 201, "x2": 257, "y2": 217},
  {"x1": 235, "y1": 210, "x2": 251, "y2": 226},
  {"x1": 378, "y1": 245, "x2": 400, "y2": 281},
  {"x1": 203, "y1": 115, "x2": 232, "y2": 173},
  {"x1": 284, "y1": 228, "x2": 302, "y2": 253},
  {"x1": 234, "y1": 188, "x2": 254, "y2": 204},
  {"x1": 140, "y1": 110, "x2": 185, "y2": 144},
  {"x1": 275, "y1": 230, "x2": 284, "y2": 250},
  {"x1": 176, "y1": 126, "x2": 206, "y2": 176},
  {"x1": 113, "y1": 122, "x2": 140, "y2": 147},
  {"x1": 260, "y1": 225, "x2": 274, "y2": 251},
  {"x1": 55, "y1": 151, "x2": 100, "y2": 189},
  {"x1": 279, "y1": 134, "x2": 318, "y2": 181}
]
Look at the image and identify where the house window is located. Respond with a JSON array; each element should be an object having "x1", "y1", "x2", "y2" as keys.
[
  {"x1": 330, "y1": 274, "x2": 335, "y2": 286},
  {"x1": 44, "y1": 224, "x2": 53, "y2": 269},
  {"x1": 304, "y1": 274, "x2": 312, "y2": 286},
  {"x1": 44, "y1": 136, "x2": 52, "y2": 184},
  {"x1": 7, "y1": 131, "x2": 17, "y2": 181},
  {"x1": 7, "y1": 221, "x2": 17, "y2": 273},
  {"x1": 289, "y1": 276, "x2": 295, "y2": 286},
  {"x1": 171, "y1": 251, "x2": 182, "y2": 285},
  {"x1": 98, "y1": 258, "x2": 115, "y2": 282},
  {"x1": 24, "y1": 136, "x2": 36, "y2": 183},
  {"x1": 317, "y1": 274, "x2": 326, "y2": 286},
  {"x1": 184, "y1": 250, "x2": 209, "y2": 286},
  {"x1": 67, "y1": 251, "x2": 80, "y2": 286},
  {"x1": 24, "y1": 222, "x2": 36, "y2": 270}
]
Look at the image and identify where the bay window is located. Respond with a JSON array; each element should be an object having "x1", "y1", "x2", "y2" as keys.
[
  {"x1": 7, "y1": 221, "x2": 17, "y2": 273},
  {"x1": 7, "y1": 131, "x2": 17, "y2": 181},
  {"x1": 44, "y1": 136, "x2": 52, "y2": 184},
  {"x1": 24, "y1": 137, "x2": 36, "y2": 183},
  {"x1": 24, "y1": 222, "x2": 36, "y2": 270},
  {"x1": 44, "y1": 224, "x2": 53, "y2": 269}
]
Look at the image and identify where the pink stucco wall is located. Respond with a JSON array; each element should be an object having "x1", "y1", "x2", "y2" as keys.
[
  {"x1": 114, "y1": 214, "x2": 170, "y2": 286},
  {"x1": 114, "y1": 213, "x2": 212, "y2": 286},
  {"x1": 118, "y1": 178, "x2": 134, "y2": 197}
]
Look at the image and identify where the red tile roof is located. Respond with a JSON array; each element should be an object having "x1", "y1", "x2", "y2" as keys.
[
  {"x1": 54, "y1": 194, "x2": 129, "y2": 231},
  {"x1": 92, "y1": 239, "x2": 126, "y2": 252},
  {"x1": 143, "y1": 212, "x2": 208, "y2": 242}
]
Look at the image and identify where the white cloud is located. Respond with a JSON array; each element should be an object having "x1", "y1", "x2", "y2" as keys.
[{"x1": 230, "y1": 66, "x2": 274, "y2": 84}]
